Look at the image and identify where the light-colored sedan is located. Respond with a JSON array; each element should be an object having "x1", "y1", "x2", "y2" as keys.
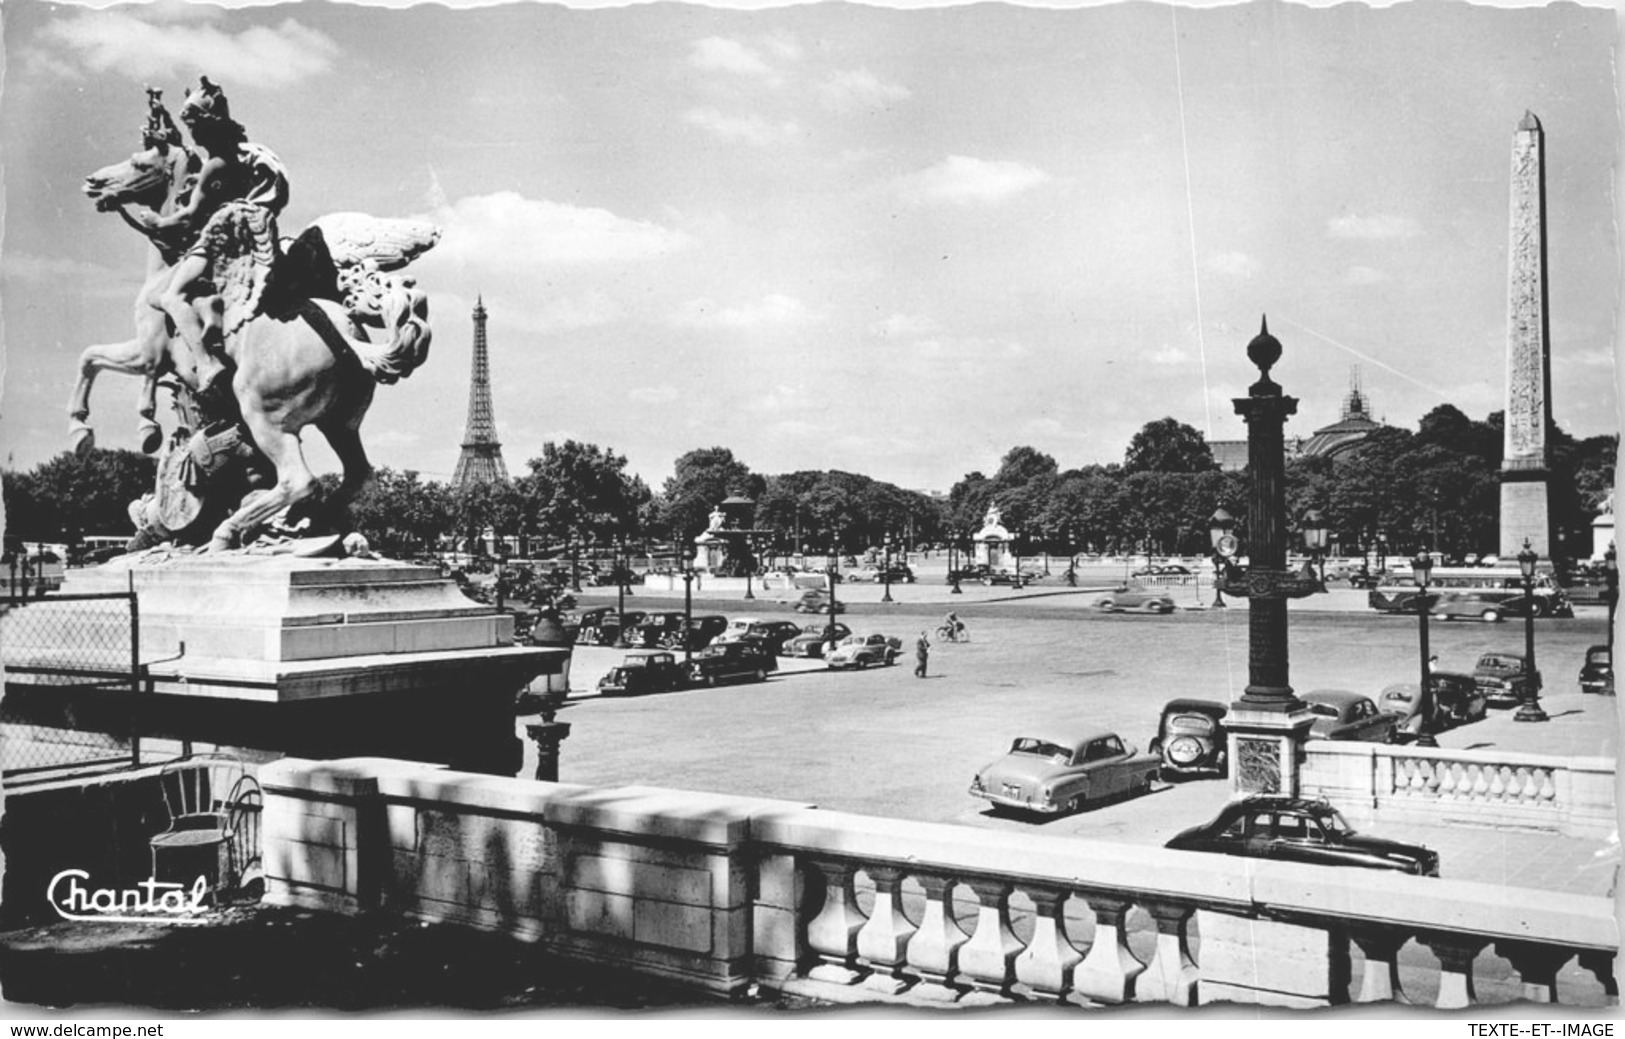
[
  {"x1": 825, "y1": 633, "x2": 902, "y2": 669},
  {"x1": 969, "y1": 728, "x2": 1161, "y2": 816},
  {"x1": 1300, "y1": 689, "x2": 1402, "y2": 743},
  {"x1": 1094, "y1": 584, "x2": 1176, "y2": 614}
]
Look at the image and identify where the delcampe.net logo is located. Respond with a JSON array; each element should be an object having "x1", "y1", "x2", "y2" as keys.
[{"x1": 47, "y1": 869, "x2": 210, "y2": 924}]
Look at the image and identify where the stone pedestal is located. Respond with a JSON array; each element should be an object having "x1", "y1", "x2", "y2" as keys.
[
  {"x1": 2, "y1": 549, "x2": 565, "y2": 775},
  {"x1": 1226, "y1": 708, "x2": 1317, "y2": 797},
  {"x1": 1500, "y1": 476, "x2": 1552, "y2": 558}
]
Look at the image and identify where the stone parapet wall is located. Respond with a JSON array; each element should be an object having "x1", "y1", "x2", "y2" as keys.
[
  {"x1": 260, "y1": 757, "x2": 1616, "y2": 1009},
  {"x1": 1300, "y1": 742, "x2": 1615, "y2": 838}
]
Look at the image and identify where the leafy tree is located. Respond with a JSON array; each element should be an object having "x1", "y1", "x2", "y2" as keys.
[
  {"x1": 349, "y1": 468, "x2": 454, "y2": 556},
  {"x1": 522, "y1": 440, "x2": 650, "y2": 551},
  {"x1": 656, "y1": 448, "x2": 762, "y2": 541},
  {"x1": 2, "y1": 449, "x2": 156, "y2": 544},
  {"x1": 1124, "y1": 418, "x2": 1217, "y2": 474}
]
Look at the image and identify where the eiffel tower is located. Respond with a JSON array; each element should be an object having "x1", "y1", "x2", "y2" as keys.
[{"x1": 452, "y1": 297, "x2": 510, "y2": 487}]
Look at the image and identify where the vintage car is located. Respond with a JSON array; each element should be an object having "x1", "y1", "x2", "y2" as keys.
[
  {"x1": 1094, "y1": 584, "x2": 1176, "y2": 614},
  {"x1": 1165, "y1": 796, "x2": 1440, "y2": 876},
  {"x1": 1579, "y1": 644, "x2": 1614, "y2": 695},
  {"x1": 784, "y1": 622, "x2": 852, "y2": 658},
  {"x1": 968, "y1": 727, "x2": 1160, "y2": 816},
  {"x1": 1132, "y1": 564, "x2": 1192, "y2": 578},
  {"x1": 793, "y1": 590, "x2": 847, "y2": 614},
  {"x1": 980, "y1": 570, "x2": 1028, "y2": 587},
  {"x1": 1376, "y1": 671, "x2": 1487, "y2": 737},
  {"x1": 714, "y1": 616, "x2": 764, "y2": 643},
  {"x1": 825, "y1": 633, "x2": 903, "y2": 669},
  {"x1": 1299, "y1": 689, "x2": 1401, "y2": 743},
  {"x1": 717, "y1": 619, "x2": 811, "y2": 655},
  {"x1": 665, "y1": 614, "x2": 730, "y2": 651},
  {"x1": 592, "y1": 610, "x2": 647, "y2": 647},
  {"x1": 596, "y1": 649, "x2": 689, "y2": 696},
  {"x1": 1431, "y1": 591, "x2": 1568, "y2": 622},
  {"x1": 1148, "y1": 699, "x2": 1227, "y2": 780},
  {"x1": 1473, "y1": 650, "x2": 1542, "y2": 708},
  {"x1": 688, "y1": 640, "x2": 778, "y2": 686},
  {"x1": 628, "y1": 611, "x2": 688, "y2": 647},
  {"x1": 572, "y1": 606, "x2": 615, "y2": 644}
]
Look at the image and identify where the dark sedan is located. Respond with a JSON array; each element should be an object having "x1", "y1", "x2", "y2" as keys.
[
  {"x1": 1165, "y1": 796, "x2": 1440, "y2": 876},
  {"x1": 1149, "y1": 699, "x2": 1227, "y2": 780},
  {"x1": 597, "y1": 650, "x2": 689, "y2": 696},
  {"x1": 689, "y1": 641, "x2": 778, "y2": 686},
  {"x1": 785, "y1": 622, "x2": 852, "y2": 658},
  {"x1": 1579, "y1": 644, "x2": 1613, "y2": 695}
]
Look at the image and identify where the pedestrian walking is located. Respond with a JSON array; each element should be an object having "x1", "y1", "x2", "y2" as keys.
[{"x1": 915, "y1": 630, "x2": 930, "y2": 677}]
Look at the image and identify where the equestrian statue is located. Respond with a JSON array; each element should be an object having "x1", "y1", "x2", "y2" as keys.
[{"x1": 72, "y1": 79, "x2": 440, "y2": 552}]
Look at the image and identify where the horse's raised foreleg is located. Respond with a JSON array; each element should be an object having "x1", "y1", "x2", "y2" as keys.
[
  {"x1": 316, "y1": 419, "x2": 374, "y2": 532},
  {"x1": 209, "y1": 418, "x2": 316, "y2": 552},
  {"x1": 69, "y1": 336, "x2": 160, "y2": 457}
]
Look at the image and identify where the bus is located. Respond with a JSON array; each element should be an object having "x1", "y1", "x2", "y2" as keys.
[{"x1": 1368, "y1": 567, "x2": 1572, "y2": 617}]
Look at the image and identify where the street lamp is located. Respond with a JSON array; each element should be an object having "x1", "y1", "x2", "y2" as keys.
[
  {"x1": 1515, "y1": 539, "x2": 1548, "y2": 723},
  {"x1": 743, "y1": 535, "x2": 756, "y2": 601},
  {"x1": 1411, "y1": 552, "x2": 1439, "y2": 748},
  {"x1": 950, "y1": 529, "x2": 964, "y2": 595},
  {"x1": 827, "y1": 525, "x2": 842, "y2": 638},
  {"x1": 613, "y1": 534, "x2": 628, "y2": 647},
  {"x1": 1013, "y1": 528, "x2": 1023, "y2": 587},
  {"x1": 1302, "y1": 509, "x2": 1329, "y2": 592},
  {"x1": 1605, "y1": 543, "x2": 1617, "y2": 659},
  {"x1": 569, "y1": 532, "x2": 582, "y2": 593},
  {"x1": 680, "y1": 555, "x2": 695, "y2": 668},
  {"x1": 1209, "y1": 508, "x2": 1236, "y2": 608},
  {"x1": 882, "y1": 532, "x2": 894, "y2": 603}
]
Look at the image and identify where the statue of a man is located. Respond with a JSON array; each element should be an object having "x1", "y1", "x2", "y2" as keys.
[{"x1": 128, "y1": 78, "x2": 289, "y2": 409}]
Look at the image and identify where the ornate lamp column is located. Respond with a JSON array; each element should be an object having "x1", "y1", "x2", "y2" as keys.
[
  {"x1": 1303, "y1": 510, "x2": 1329, "y2": 591},
  {"x1": 744, "y1": 535, "x2": 756, "y2": 601},
  {"x1": 882, "y1": 533, "x2": 895, "y2": 603},
  {"x1": 1412, "y1": 553, "x2": 1439, "y2": 748},
  {"x1": 1515, "y1": 539, "x2": 1549, "y2": 722},
  {"x1": 950, "y1": 530, "x2": 964, "y2": 595},
  {"x1": 1605, "y1": 544, "x2": 1617, "y2": 660},
  {"x1": 1209, "y1": 509, "x2": 1235, "y2": 608},
  {"x1": 1221, "y1": 319, "x2": 1318, "y2": 796}
]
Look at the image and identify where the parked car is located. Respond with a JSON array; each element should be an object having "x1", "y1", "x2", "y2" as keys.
[
  {"x1": 1579, "y1": 644, "x2": 1614, "y2": 695},
  {"x1": 1164, "y1": 796, "x2": 1440, "y2": 876},
  {"x1": 1094, "y1": 584, "x2": 1176, "y2": 614},
  {"x1": 597, "y1": 650, "x2": 690, "y2": 696},
  {"x1": 825, "y1": 633, "x2": 903, "y2": 669},
  {"x1": 981, "y1": 570, "x2": 1028, "y2": 587},
  {"x1": 1376, "y1": 671, "x2": 1487, "y2": 737},
  {"x1": 667, "y1": 614, "x2": 730, "y2": 651},
  {"x1": 716, "y1": 619, "x2": 805, "y2": 655},
  {"x1": 1132, "y1": 564, "x2": 1192, "y2": 578},
  {"x1": 968, "y1": 728, "x2": 1160, "y2": 816},
  {"x1": 572, "y1": 606, "x2": 615, "y2": 644},
  {"x1": 845, "y1": 566, "x2": 881, "y2": 583},
  {"x1": 628, "y1": 611, "x2": 688, "y2": 647},
  {"x1": 785, "y1": 622, "x2": 852, "y2": 658},
  {"x1": 1149, "y1": 699, "x2": 1228, "y2": 780},
  {"x1": 688, "y1": 640, "x2": 778, "y2": 686},
  {"x1": 1431, "y1": 591, "x2": 1572, "y2": 622},
  {"x1": 1473, "y1": 650, "x2": 1542, "y2": 708},
  {"x1": 592, "y1": 610, "x2": 647, "y2": 647},
  {"x1": 1299, "y1": 689, "x2": 1401, "y2": 743}
]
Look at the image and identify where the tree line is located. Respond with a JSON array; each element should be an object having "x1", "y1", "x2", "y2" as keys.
[{"x1": 4, "y1": 404, "x2": 1614, "y2": 564}]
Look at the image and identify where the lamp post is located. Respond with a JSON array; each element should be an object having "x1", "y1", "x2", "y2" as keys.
[
  {"x1": 681, "y1": 559, "x2": 695, "y2": 668},
  {"x1": 828, "y1": 525, "x2": 841, "y2": 635},
  {"x1": 1605, "y1": 543, "x2": 1617, "y2": 659},
  {"x1": 882, "y1": 532, "x2": 895, "y2": 603},
  {"x1": 1515, "y1": 539, "x2": 1548, "y2": 722},
  {"x1": 1013, "y1": 528, "x2": 1023, "y2": 587},
  {"x1": 1209, "y1": 508, "x2": 1235, "y2": 609},
  {"x1": 613, "y1": 534, "x2": 628, "y2": 647},
  {"x1": 1302, "y1": 509, "x2": 1329, "y2": 592},
  {"x1": 743, "y1": 535, "x2": 756, "y2": 601},
  {"x1": 569, "y1": 532, "x2": 582, "y2": 593},
  {"x1": 950, "y1": 529, "x2": 963, "y2": 595},
  {"x1": 1411, "y1": 552, "x2": 1439, "y2": 747}
]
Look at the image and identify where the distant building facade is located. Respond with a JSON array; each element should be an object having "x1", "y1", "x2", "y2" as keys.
[{"x1": 1210, "y1": 368, "x2": 1384, "y2": 471}]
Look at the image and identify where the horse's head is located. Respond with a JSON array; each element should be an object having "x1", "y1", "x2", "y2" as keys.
[{"x1": 83, "y1": 145, "x2": 184, "y2": 213}]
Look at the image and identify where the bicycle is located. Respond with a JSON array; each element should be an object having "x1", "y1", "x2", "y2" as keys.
[{"x1": 935, "y1": 624, "x2": 969, "y2": 643}]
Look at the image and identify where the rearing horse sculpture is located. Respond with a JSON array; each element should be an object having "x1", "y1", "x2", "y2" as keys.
[{"x1": 75, "y1": 97, "x2": 440, "y2": 551}]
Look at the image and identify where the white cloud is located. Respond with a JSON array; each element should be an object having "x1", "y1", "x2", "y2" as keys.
[
  {"x1": 674, "y1": 294, "x2": 817, "y2": 329},
  {"x1": 684, "y1": 108, "x2": 801, "y2": 147},
  {"x1": 630, "y1": 386, "x2": 679, "y2": 404},
  {"x1": 422, "y1": 192, "x2": 690, "y2": 270},
  {"x1": 1206, "y1": 251, "x2": 1257, "y2": 278},
  {"x1": 37, "y1": 11, "x2": 339, "y2": 86},
  {"x1": 1344, "y1": 265, "x2": 1391, "y2": 285},
  {"x1": 689, "y1": 36, "x2": 783, "y2": 85},
  {"x1": 1327, "y1": 213, "x2": 1421, "y2": 240},
  {"x1": 869, "y1": 313, "x2": 935, "y2": 339},
  {"x1": 898, "y1": 155, "x2": 1051, "y2": 205},
  {"x1": 817, "y1": 69, "x2": 910, "y2": 112},
  {"x1": 1151, "y1": 345, "x2": 1190, "y2": 364}
]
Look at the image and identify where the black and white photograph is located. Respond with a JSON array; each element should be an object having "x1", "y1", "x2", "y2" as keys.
[{"x1": 0, "y1": 0, "x2": 1618, "y2": 1020}]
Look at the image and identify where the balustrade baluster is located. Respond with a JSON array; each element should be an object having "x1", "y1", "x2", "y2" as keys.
[
  {"x1": 904, "y1": 874, "x2": 970, "y2": 1001},
  {"x1": 1136, "y1": 902, "x2": 1198, "y2": 1006},
  {"x1": 1351, "y1": 928, "x2": 1409, "y2": 1003},
  {"x1": 1422, "y1": 935, "x2": 1487, "y2": 1009},
  {"x1": 1488, "y1": 765, "x2": 1508, "y2": 799},
  {"x1": 855, "y1": 865, "x2": 918, "y2": 994},
  {"x1": 1496, "y1": 941, "x2": 1567, "y2": 1003},
  {"x1": 1012, "y1": 884, "x2": 1083, "y2": 1002},
  {"x1": 1073, "y1": 895, "x2": 1146, "y2": 1005},
  {"x1": 955, "y1": 878, "x2": 1023, "y2": 1000},
  {"x1": 1469, "y1": 763, "x2": 1490, "y2": 799},
  {"x1": 804, "y1": 859, "x2": 869, "y2": 984}
]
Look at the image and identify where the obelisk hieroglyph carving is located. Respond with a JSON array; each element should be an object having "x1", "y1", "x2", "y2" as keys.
[{"x1": 1499, "y1": 110, "x2": 1553, "y2": 558}]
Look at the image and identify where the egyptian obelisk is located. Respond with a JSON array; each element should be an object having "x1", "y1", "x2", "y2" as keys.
[{"x1": 1499, "y1": 110, "x2": 1553, "y2": 558}]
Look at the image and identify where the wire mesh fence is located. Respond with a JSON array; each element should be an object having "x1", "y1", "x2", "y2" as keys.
[{"x1": 1, "y1": 591, "x2": 142, "y2": 782}]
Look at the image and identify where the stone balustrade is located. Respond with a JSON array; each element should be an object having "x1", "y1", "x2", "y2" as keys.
[
  {"x1": 261, "y1": 757, "x2": 1617, "y2": 1009},
  {"x1": 1301, "y1": 742, "x2": 1615, "y2": 838}
]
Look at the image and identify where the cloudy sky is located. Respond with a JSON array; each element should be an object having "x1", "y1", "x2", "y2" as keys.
[{"x1": 0, "y1": 0, "x2": 1616, "y2": 496}]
